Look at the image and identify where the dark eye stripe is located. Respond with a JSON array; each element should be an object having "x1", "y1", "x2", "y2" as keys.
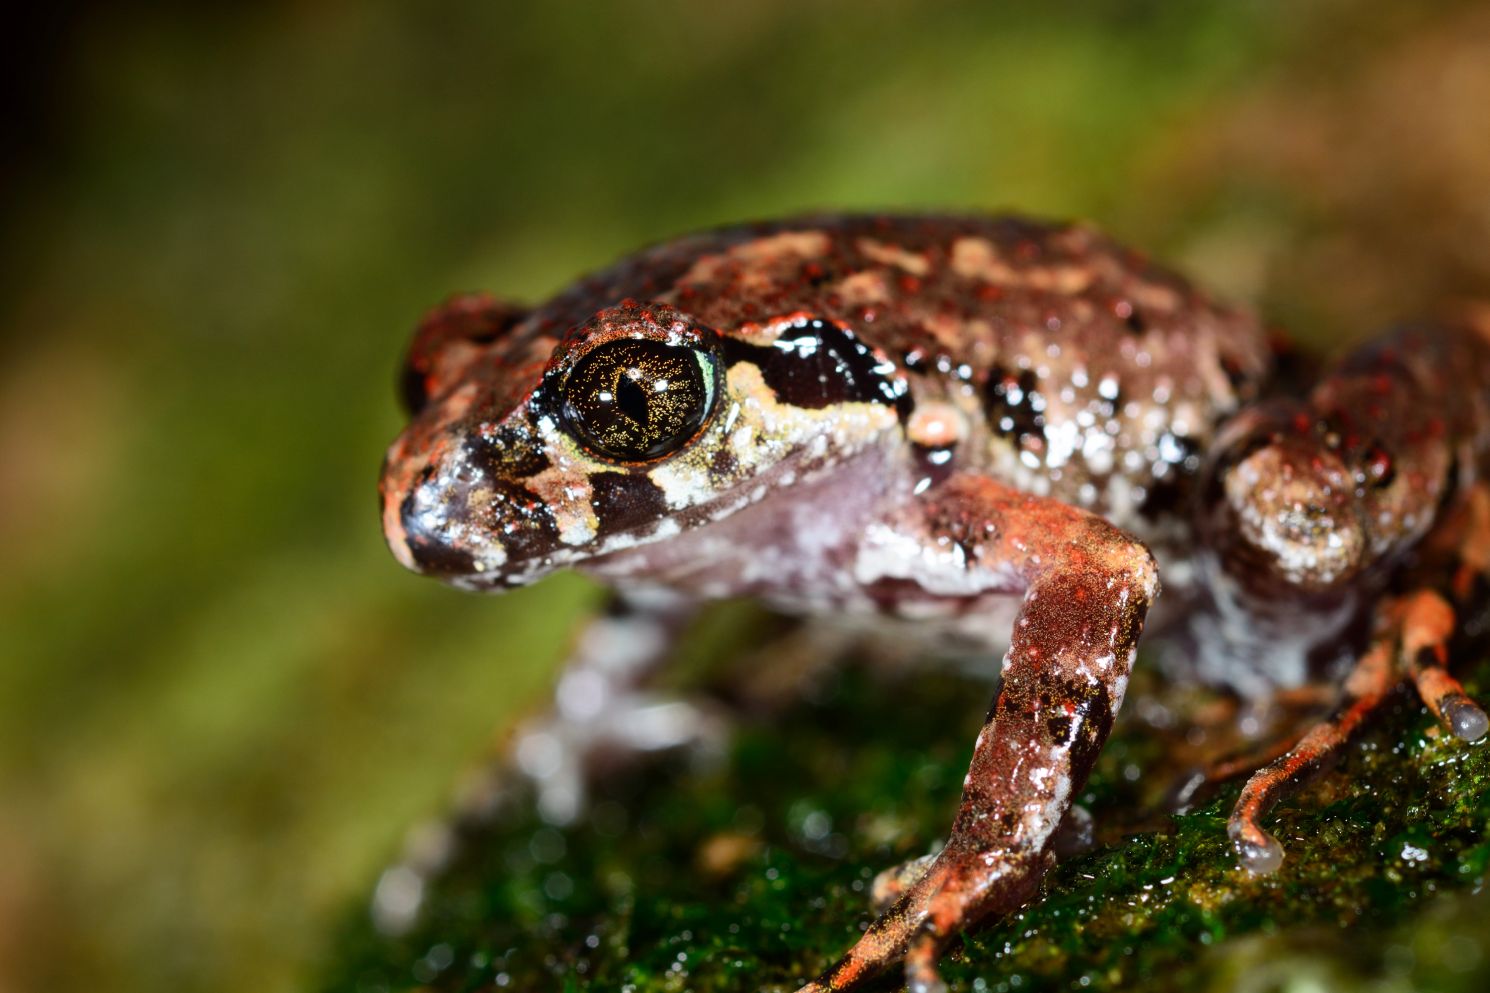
[{"x1": 721, "y1": 318, "x2": 911, "y2": 416}]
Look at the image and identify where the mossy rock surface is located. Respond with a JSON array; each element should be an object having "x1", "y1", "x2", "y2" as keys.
[{"x1": 322, "y1": 646, "x2": 1490, "y2": 993}]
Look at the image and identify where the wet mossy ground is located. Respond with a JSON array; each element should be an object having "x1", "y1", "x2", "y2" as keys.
[{"x1": 322, "y1": 635, "x2": 1490, "y2": 993}]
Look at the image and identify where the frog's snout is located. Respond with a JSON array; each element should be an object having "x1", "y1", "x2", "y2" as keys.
[
  {"x1": 380, "y1": 425, "x2": 563, "y2": 590},
  {"x1": 1207, "y1": 423, "x2": 1367, "y2": 593}
]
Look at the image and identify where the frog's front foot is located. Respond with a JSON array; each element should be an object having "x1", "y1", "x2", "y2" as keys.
[
  {"x1": 804, "y1": 842, "x2": 1048, "y2": 993},
  {"x1": 869, "y1": 806, "x2": 1094, "y2": 916}
]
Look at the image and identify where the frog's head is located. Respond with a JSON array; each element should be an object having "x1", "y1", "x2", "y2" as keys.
[
  {"x1": 380, "y1": 296, "x2": 907, "y2": 589},
  {"x1": 1198, "y1": 399, "x2": 1414, "y2": 598}
]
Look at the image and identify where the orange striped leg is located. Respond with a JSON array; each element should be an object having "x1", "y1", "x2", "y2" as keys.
[
  {"x1": 1203, "y1": 686, "x2": 1336, "y2": 783},
  {"x1": 1204, "y1": 726, "x2": 1314, "y2": 786},
  {"x1": 1397, "y1": 590, "x2": 1489, "y2": 742},
  {"x1": 1227, "y1": 637, "x2": 1396, "y2": 874},
  {"x1": 1228, "y1": 587, "x2": 1489, "y2": 875}
]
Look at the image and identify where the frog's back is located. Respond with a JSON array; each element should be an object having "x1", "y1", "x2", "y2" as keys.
[{"x1": 532, "y1": 214, "x2": 1271, "y2": 538}]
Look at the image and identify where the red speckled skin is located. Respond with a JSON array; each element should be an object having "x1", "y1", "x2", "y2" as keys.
[{"x1": 379, "y1": 215, "x2": 1490, "y2": 992}]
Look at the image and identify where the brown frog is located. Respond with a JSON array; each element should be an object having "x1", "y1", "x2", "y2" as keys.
[{"x1": 379, "y1": 214, "x2": 1490, "y2": 992}]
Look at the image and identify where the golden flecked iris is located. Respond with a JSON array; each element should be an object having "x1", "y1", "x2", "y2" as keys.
[{"x1": 560, "y1": 338, "x2": 716, "y2": 462}]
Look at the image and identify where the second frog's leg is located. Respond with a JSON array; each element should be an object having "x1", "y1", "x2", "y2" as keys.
[
  {"x1": 1229, "y1": 586, "x2": 1490, "y2": 875},
  {"x1": 1227, "y1": 635, "x2": 1397, "y2": 874},
  {"x1": 1398, "y1": 591, "x2": 1490, "y2": 742},
  {"x1": 801, "y1": 475, "x2": 1159, "y2": 993}
]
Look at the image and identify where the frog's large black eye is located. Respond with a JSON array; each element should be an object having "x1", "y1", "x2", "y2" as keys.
[{"x1": 559, "y1": 338, "x2": 718, "y2": 462}]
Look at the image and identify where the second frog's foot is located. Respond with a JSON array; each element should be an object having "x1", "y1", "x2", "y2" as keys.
[{"x1": 513, "y1": 691, "x2": 728, "y2": 825}]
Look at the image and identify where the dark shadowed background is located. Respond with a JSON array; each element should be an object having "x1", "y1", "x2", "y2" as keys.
[{"x1": 4, "y1": 2, "x2": 1490, "y2": 992}]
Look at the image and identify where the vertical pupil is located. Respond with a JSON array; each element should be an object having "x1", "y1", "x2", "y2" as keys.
[
  {"x1": 616, "y1": 371, "x2": 650, "y2": 426},
  {"x1": 561, "y1": 338, "x2": 716, "y2": 461}
]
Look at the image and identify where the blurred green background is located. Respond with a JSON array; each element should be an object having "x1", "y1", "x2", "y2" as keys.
[{"x1": 4, "y1": 2, "x2": 1490, "y2": 992}]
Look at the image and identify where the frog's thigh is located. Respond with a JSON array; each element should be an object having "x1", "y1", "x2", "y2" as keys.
[{"x1": 806, "y1": 475, "x2": 1159, "y2": 993}]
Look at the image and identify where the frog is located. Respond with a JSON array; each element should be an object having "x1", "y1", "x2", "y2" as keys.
[{"x1": 378, "y1": 213, "x2": 1490, "y2": 993}]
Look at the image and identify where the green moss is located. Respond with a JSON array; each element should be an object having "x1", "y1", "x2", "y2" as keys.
[{"x1": 320, "y1": 651, "x2": 1490, "y2": 992}]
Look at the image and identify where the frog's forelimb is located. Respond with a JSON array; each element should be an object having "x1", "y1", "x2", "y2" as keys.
[
  {"x1": 1399, "y1": 589, "x2": 1487, "y2": 741},
  {"x1": 803, "y1": 474, "x2": 1159, "y2": 993},
  {"x1": 511, "y1": 588, "x2": 721, "y2": 825}
]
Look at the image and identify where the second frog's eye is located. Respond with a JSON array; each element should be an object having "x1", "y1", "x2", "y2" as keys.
[{"x1": 559, "y1": 338, "x2": 718, "y2": 462}]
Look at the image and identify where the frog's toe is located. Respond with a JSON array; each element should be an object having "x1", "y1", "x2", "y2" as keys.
[
  {"x1": 1397, "y1": 591, "x2": 1488, "y2": 743},
  {"x1": 801, "y1": 842, "x2": 1046, "y2": 993},
  {"x1": 1227, "y1": 818, "x2": 1286, "y2": 876},
  {"x1": 1444, "y1": 696, "x2": 1489, "y2": 742}
]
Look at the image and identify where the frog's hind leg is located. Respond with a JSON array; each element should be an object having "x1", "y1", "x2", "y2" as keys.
[
  {"x1": 1228, "y1": 587, "x2": 1489, "y2": 875},
  {"x1": 799, "y1": 476, "x2": 1159, "y2": 993}
]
